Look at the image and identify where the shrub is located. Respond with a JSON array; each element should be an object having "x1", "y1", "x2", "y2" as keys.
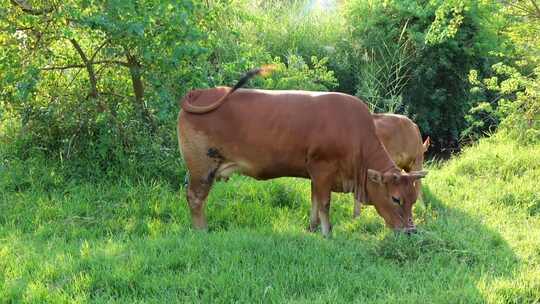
[
  {"x1": 344, "y1": 0, "x2": 505, "y2": 151},
  {"x1": 468, "y1": 64, "x2": 540, "y2": 144}
]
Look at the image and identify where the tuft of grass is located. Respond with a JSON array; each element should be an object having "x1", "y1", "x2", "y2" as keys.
[{"x1": 1, "y1": 133, "x2": 539, "y2": 303}]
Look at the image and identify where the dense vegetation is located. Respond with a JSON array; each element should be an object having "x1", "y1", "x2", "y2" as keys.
[
  {"x1": 2, "y1": 0, "x2": 538, "y2": 171},
  {"x1": 1, "y1": 0, "x2": 539, "y2": 302}
]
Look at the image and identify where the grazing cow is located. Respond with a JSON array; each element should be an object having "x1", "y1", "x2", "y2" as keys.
[
  {"x1": 177, "y1": 67, "x2": 427, "y2": 237},
  {"x1": 353, "y1": 113, "x2": 430, "y2": 218}
]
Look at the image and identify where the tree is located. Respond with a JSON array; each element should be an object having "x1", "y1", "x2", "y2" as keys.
[{"x1": 1, "y1": 0, "x2": 206, "y2": 161}]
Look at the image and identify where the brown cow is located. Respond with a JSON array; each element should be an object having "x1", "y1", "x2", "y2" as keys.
[
  {"x1": 177, "y1": 67, "x2": 427, "y2": 237},
  {"x1": 353, "y1": 113, "x2": 430, "y2": 218}
]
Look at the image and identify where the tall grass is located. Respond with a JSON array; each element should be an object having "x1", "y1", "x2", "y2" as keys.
[
  {"x1": 242, "y1": 0, "x2": 345, "y2": 62},
  {"x1": 357, "y1": 22, "x2": 416, "y2": 113}
]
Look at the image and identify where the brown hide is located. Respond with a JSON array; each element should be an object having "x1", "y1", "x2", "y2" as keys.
[
  {"x1": 353, "y1": 113, "x2": 428, "y2": 218},
  {"x1": 374, "y1": 114, "x2": 426, "y2": 172},
  {"x1": 178, "y1": 87, "x2": 424, "y2": 236}
]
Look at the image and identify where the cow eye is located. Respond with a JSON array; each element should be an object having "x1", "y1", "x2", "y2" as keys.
[{"x1": 392, "y1": 196, "x2": 401, "y2": 205}]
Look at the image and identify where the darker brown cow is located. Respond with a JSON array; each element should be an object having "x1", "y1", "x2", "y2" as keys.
[
  {"x1": 353, "y1": 113, "x2": 430, "y2": 219},
  {"x1": 177, "y1": 67, "x2": 427, "y2": 237}
]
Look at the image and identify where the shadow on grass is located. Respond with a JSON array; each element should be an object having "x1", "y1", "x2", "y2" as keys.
[
  {"x1": 0, "y1": 216, "x2": 519, "y2": 303},
  {"x1": 377, "y1": 184, "x2": 516, "y2": 265},
  {"x1": 0, "y1": 175, "x2": 522, "y2": 303},
  {"x1": 183, "y1": 181, "x2": 520, "y2": 302}
]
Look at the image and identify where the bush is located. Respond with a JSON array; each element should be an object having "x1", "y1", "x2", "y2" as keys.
[
  {"x1": 344, "y1": 0, "x2": 505, "y2": 151},
  {"x1": 255, "y1": 55, "x2": 337, "y2": 91},
  {"x1": 468, "y1": 63, "x2": 540, "y2": 144}
]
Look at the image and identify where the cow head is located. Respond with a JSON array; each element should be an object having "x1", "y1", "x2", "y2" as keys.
[{"x1": 366, "y1": 168, "x2": 427, "y2": 232}]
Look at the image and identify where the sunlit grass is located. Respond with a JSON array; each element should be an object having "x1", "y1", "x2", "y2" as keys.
[{"x1": 1, "y1": 134, "x2": 539, "y2": 302}]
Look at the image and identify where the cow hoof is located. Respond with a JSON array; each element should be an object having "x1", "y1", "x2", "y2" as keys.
[
  {"x1": 192, "y1": 223, "x2": 209, "y2": 232},
  {"x1": 307, "y1": 225, "x2": 319, "y2": 233},
  {"x1": 321, "y1": 224, "x2": 333, "y2": 238}
]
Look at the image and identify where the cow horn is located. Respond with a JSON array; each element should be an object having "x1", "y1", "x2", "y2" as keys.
[{"x1": 409, "y1": 171, "x2": 428, "y2": 178}]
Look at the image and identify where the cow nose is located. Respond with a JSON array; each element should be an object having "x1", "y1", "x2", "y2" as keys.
[
  {"x1": 393, "y1": 226, "x2": 416, "y2": 234},
  {"x1": 406, "y1": 217, "x2": 416, "y2": 229},
  {"x1": 405, "y1": 226, "x2": 417, "y2": 234}
]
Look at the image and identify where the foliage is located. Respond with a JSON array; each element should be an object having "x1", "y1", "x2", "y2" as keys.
[
  {"x1": 255, "y1": 55, "x2": 338, "y2": 91},
  {"x1": 240, "y1": 0, "x2": 345, "y2": 80},
  {"x1": 344, "y1": 0, "x2": 505, "y2": 151},
  {"x1": 0, "y1": 0, "x2": 209, "y2": 176},
  {"x1": 463, "y1": 0, "x2": 540, "y2": 143},
  {"x1": 467, "y1": 63, "x2": 540, "y2": 143},
  {"x1": 354, "y1": 22, "x2": 415, "y2": 113},
  {"x1": 425, "y1": 0, "x2": 467, "y2": 44},
  {"x1": 1, "y1": 0, "x2": 539, "y2": 169}
]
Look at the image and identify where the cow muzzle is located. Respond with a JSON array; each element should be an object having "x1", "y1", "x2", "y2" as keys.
[
  {"x1": 404, "y1": 217, "x2": 416, "y2": 234},
  {"x1": 393, "y1": 216, "x2": 416, "y2": 234}
]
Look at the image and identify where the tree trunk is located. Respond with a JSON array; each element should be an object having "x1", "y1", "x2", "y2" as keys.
[{"x1": 126, "y1": 51, "x2": 156, "y2": 131}]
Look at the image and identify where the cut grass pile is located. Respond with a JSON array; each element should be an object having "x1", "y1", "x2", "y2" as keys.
[{"x1": 1, "y1": 135, "x2": 539, "y2": 303}]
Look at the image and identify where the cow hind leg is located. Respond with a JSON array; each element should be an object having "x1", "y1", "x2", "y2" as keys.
[
  {"x1": 186, "y1": 174, "x2": 213, "y2": 230},
  {"x1": 178, "y1": 122, "x2": 221, "y2": 230},
  {"x1": 182, "y1": 151, "x2": 219, "y2": 231},
  {"x1": 411, "y1": 161, "x2": 424, "y2": 202},
  {"x1": 184, "y1": 160, "x2": 220, "y2": 230}
]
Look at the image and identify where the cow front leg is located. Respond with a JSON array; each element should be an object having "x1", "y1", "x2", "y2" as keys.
[
  {"x1": 310, "y1": 177, "x2": 333, "y2": 238},
  {"x1": 308, "y1": 181, "x2": 321, "y2": 232},
  {"x1": 307, "y1": 160, "x2": 336, "y2": 238},
  {"x1": 353, "y1": 197, "x2": 362, "y2": 218},
  {"x1": 317, "y1": 190, "x2": 332, "y2": 237}
]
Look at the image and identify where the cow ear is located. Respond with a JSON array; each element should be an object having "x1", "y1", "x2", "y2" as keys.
[
  {"x1": 367, "y1": 169, "x2": 383, "y2": 184},
  {"x1": 423, "y1": 136, "x2": 431, "y2": 152},
  {"x1": 409, "y1": 170, "x2": 428, "y2": 179}
]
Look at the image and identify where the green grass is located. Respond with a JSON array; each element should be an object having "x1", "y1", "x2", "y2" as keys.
[{"x1": 1, "y1": 135, "x2": 540, "y2": 303}]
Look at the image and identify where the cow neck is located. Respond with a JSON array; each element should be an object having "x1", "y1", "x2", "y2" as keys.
[
  {"x1": 360, "y1": 140, "x2": 399, "y2": 202},
  {"x1": 364, "y1": 139, "x2": 398, "y2": 174},
  {"x1": 354, "y1": 139, "x2": 398, "y2": 203}
]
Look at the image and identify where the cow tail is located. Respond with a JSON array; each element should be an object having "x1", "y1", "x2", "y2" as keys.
[{"x1": 181, "y1": 65, "x2": 276, "y2": 114}]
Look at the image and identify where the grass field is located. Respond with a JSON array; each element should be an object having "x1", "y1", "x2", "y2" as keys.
[{"x1": 1, "y1": 135, "x2": 539, "y2": 303}]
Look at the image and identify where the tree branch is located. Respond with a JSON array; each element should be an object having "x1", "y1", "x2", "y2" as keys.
[
  {"x1": 530, "y1": 0, "x2": 540, "y2": 18},
  {"x1": 41, "y1": 60, "x2": 129, "y2": 71},
  {"x1": 41, "y1": 64, "x2": 86, "y2": 70},
  {"x1": 70, "y1": 38, "x2": 98, "y2": 98},
  {"x1": 10, "y1": 0, "x2": 53, "y2": 15},
  {"x1": 125, "y1": 48, "x2": 156, "y2": 132},
  {"x1": 90, "y1": 38, "x2": 111, "y2": 62}
]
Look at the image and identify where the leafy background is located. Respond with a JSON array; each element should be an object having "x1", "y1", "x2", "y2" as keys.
[
  {"x1": 1, "y1": 1, "x2": 540, "y2": 303},
  {"x1": 2, "y1": 0, "x2": 538, "y2": 180}
]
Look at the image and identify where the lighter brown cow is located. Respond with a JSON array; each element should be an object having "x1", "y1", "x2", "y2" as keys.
[
  {"x1": 177, "y1": 68, "x2": 427, "y2": 237},
  {"x1": 353, "y1": 113, "x2": 430, "y2": 218}
]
